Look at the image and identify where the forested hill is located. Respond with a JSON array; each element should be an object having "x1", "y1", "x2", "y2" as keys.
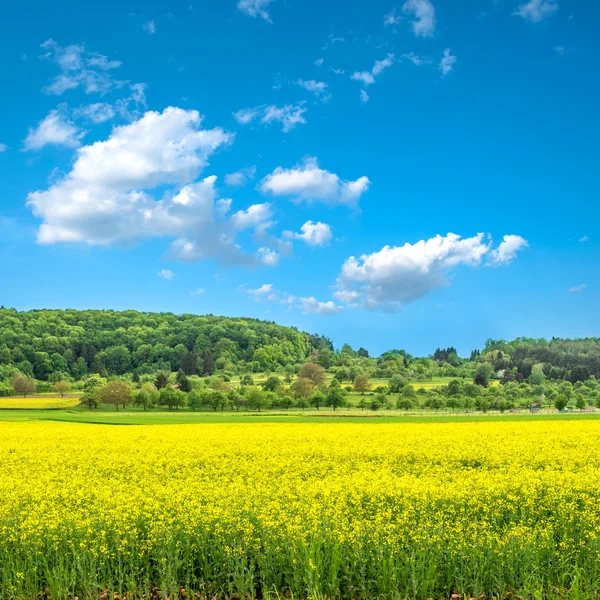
[{"x1": 0, "y1": 308, "x2": 326, "y2": 381}]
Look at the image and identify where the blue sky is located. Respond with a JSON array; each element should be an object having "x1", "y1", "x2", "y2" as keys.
[{"x1": 0, "y1": 0, "x2": 598, "y2": 356}]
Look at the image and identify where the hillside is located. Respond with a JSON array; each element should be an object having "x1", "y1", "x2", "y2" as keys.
[{"x1": 0, "y1": 308, "x2": 325, "y2": 381}]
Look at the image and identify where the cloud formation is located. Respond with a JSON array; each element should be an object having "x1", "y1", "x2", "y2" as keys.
[
  {"x1": 296, "y1": 79, "x2": 331, "y2": 102},
  {"x1": 402, "y1": 0, "x2": 436, "y2": 37},
  {"x1": 284, "y1": 221, "x2": 333, "y2": 246},
  {"x1": 233, "y1": 103, "x2": 307, "y2": 132},
  {"x1": 259, "y1": 157, "x2": 370, "y2": 207},
  {"x1": 158, "y1": 269, "x2": 175, "y2": 280},
  {"x1": 298, "y1": 297, "x2": 343, "y2": 315},
  {"x1": 24, "y1": 106, "x2": 85, "y2": 150},
  {"x1": 336, "y1": 232, "x2": 528, "y2": 310},
  {"x1": 351, "y1": 54, "x2": 394, "y2": 100},
  {"x1": 439, "y1": 48, "x2": 457, "y2": 77},
  {"x1": 225, "y1": 166, "x2": 257, "y2": 187},
  {"x1": 513, "y1": 0, "x2": 558, "y2": 23},
  {"x1": 237, "y1": 0, "x2": 274, "y2": 22},
  {"x1": 40, "y1": 39, "x2": 126, "y2": 96},
  {"x1": 26, "y1": 107, "x2": 277, "y2": 267}
]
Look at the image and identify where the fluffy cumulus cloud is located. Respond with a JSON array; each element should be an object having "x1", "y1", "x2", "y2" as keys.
[
  {"x1": 336, "y1": 233, "x2": 528, "y2": 311},
  {"x1": 259, "y1": 157, "x2": 370, "y2": 207},
  {"x1": 488, "y1": 235, "x2": 529, "y2": 265},
  {"x1": 296, "y1": 79, "x2": 331, "y2": 102},
  {"x1": 439, "y1": 48, "x2": 457, "y2": 77},
  {"x1": 26, "y1": 107, "x2": 277, "y2": 267},
  {"x1": 298, "y1": 297, "x2": 343, "y2": 316},
  {"x1": 284, "y1": 221, "x2": 333, "y2": 246},
  {"x1": 248, "y1": 283, "x2": 273, "y2": 296},
  {"x1": 237, "y1": 0, "x2": 274, "y2": 23},
  {"x1": 224, "y1": 165, "x2": 256, "y2": 187},
  {"x1": 351, "y1": 54, "x2": 394, "y2": 100},
  {"x1": 24, "y1": 106, "x2": 86, "y2": 150},
  {"x1": 233, "y1": 103, "x2": 307, "y2": 133},
  {"x1": 402, "y1": 0, "x2": 436, "y2": 37},
  {"x1": 40, "y1": 39, "x2": 127, "y2": 96},
  {"x1": 513, "y1": 0, "x2": 559, "y2": 23}
]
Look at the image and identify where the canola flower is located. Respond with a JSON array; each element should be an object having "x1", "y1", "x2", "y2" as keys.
[{"x1": 0, "y1": 420, "x2": 599, "y2": 599}]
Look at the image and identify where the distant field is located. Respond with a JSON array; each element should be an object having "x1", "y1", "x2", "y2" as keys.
[{"x1": 0, "y1": 396, "x2": 80, "y2": 410}]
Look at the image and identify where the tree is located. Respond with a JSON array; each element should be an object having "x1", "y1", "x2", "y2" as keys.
[
  {"x1": 396, "y1": 396, "x2": 414, "y2": 411},
  {"x1": 334, "y1": 367, "x2": 351, "y2": 383},
  {"x1": 241, "y1": 374, "x2": 255, "y2": 386},
  {"x1": 84, "y1": 375, "x2": 105, "y2": 392},
  {"x1": 52, "y1": 380, "x2": 70, "y2": 397},
  {"x1": 246, "y1": 388, "x2": 269, "y2": 412},
  {"x1": 575, "y1": 393, "x2": 586, "y2": 411},
  {"x1": 326, "y1": 386, "x2": 346, "y2": 411},
  {"x1": 188, "y1": 389, "x2": 203, "y2": 412},
  {"x1": 80, "y1": 389, "x2": 100, "y2": 410},
  {"x1": 554, "y1": 394, "x2": 568, "y2": 412},
  {"x1": 134, "y1": 390, "x2": 152, "y2": 411},
  {"x1": 299, "y1": 362, "x2": 327, "y2": 386},
  {"x1": 292, "y1": 377, "x2": 315, "y2": 399},
  {"x1": 310, "y1": 392, "x2": 325, "y2": 410},
  {"x1": 99, "y1": 381, "x2": 133, "y2": 411},
  {"x1": 181, "y1": 351, "x2": 198, "y2": 376},
  {"x1": 11, "y1": 374, "x2": 36, "y2": 397},
  {"x1": 178, "y1": 374, "x2": 192, "y2": 393},
  {"x1": 595, "y1": 392, "x2": 600, "y2": 409},
  {"x1": 159, "y1": 388, "x2": 186, "y2": 411},
  {"x1": 357, "y1": 348, "x2": 369, "y2": 358},
  {"x1": 155, "y1": 372, "x2": 169, "y2": 390},
  {"x1": 263, "y1": 376, "x2": 282, "y2": 392},
  {"x1": 200, "y1": 349, "x2": 215, "y2": 376},
  {"x1": 354, "y1": 374, "x2": 370, "y2": 395},
  {"x1": 388, "y1": 375, "x2": 407, "y2": 394}
]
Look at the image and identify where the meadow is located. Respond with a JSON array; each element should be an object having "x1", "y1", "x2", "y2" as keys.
[{"x1": 1, "y1": 416, "x2": 600, "y2": 599}]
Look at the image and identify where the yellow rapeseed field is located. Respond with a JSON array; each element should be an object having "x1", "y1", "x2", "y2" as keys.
[
  {"x1": 1, "y1": 419, "x2": 599, "y2": 599},
  {"x1": 0, "y1": 396, "x2": 80, "y2": 409}
]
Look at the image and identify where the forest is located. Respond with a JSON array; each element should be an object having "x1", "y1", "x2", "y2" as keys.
[{"x1": 0, "y1": 308, "x2": 599, "y2": 413}]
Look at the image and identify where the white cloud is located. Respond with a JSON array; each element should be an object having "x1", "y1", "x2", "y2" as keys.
[
  {"x1": 579, "y1": 235, "x2": 588, "y2": 243},
  {"x1": 298, "y1": 297, "x2": 343, "y2": 316},
  {"x1": 384, "y1": 8, "x2": 402, "y2": 26},
  {"x1": 439, "y1": 48, "x2": 457, "y2": 77},
  {"x1": 260, "y1": 157, "x2": 370, "y2": 207},
  {"x1": 336, "y1": 233, "x2": 527, "y2": 310},
  {"x1": 143, "y1": 20, "x2": 156, "y2": 34},
  {"x1": 158, "y1": 269, "x2": 175, "y2": 280},
  {"x1": 360, "y1": 89, "x2": 370, "y2": 103},
  {"x1": 248, "y1": 283, "x2": 273, "y2": 296},
  {"x1": 488, "y1": 235, "x2": 529, "y2": 265},
  {"x1": 40, "y1": 39, "x2": 126, "y2": 96},
  {"x1": 351, "y1": 53, "x2": 394, "y2": 87},
  {"x1": 190, "y1": 288, "x2": 205, "y2": 295},
  {"x1": 513, "y1": 0, "x2": 558, "y2": 23},
  {"x1": 322, "y1": 34, "x2": 345, "y2": 50},
  {"x1": 315, "y1": 58, "x2": 324, "y2": 67},
  {"x1": 73, "y1": 103, "x2": 116, "y2": 123},
  {"x1": 568, "y1": 284, "x2": 586, "y2": 293},
  {"x1": 25, "y1": 107, "x2": 275, "y2": 267},
  {"x1": 0, "y1": 144, "x2": 7, "y2": 152},
  {"x1": 237, "y1": 0, "x2": 274, "y2": 22},
  {"x1": 401, "y1": 52, "x2": 430, "y2": 66},
  {"x1": 225, "y1": 165, "x2": 257, "y2": 187},
  {"x1": 296, "y1": 79, "x2": 331, "y2": 102},
  {"x1": 230, "y1": 203, "x2": 273, "y2": 230},
  {"x1": 24, "y1": 106, "x2": 85, "y2": 151},
  {"x1": 257, "y1": 247, "x2": 280, "y2": 266},
  {"x1": 284, "y1": 221, "x2": 333, "y2": 246},
  {"x1": 233, "y1": 103, "x2": 307, "y2": 132},
  {"x1": 402, "y1": 0, "x2": 436, "y2": 37}
]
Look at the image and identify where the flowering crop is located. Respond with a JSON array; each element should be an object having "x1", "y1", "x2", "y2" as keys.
[{"x1": 1, "y1": 419, "x2": 599, "y2": 599}]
